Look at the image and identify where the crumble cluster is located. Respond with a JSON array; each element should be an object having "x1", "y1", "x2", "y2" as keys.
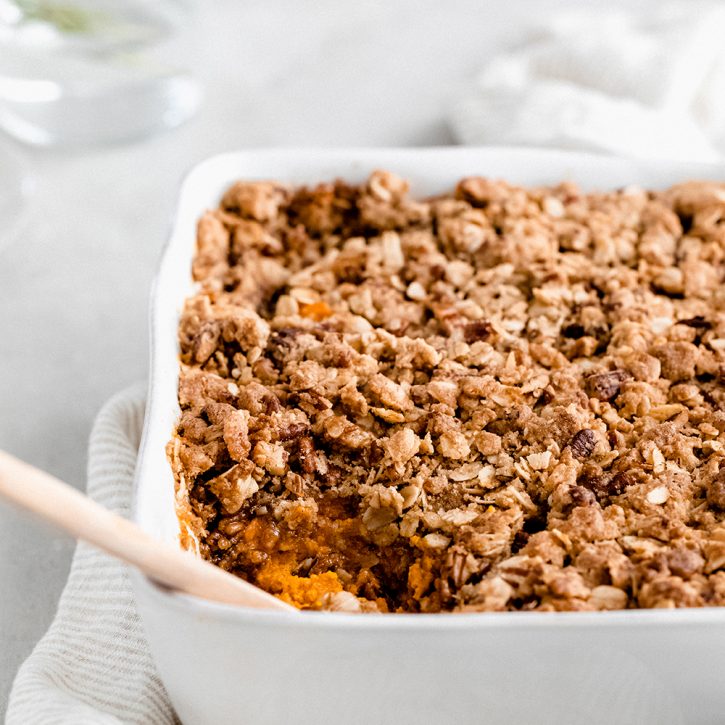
[{"x1": 168, "y1": 170, "x2": 725, "y2": 612}]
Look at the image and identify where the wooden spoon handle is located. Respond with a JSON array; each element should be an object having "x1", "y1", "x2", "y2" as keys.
[{"x1": 0, "y1": 450, "x2": 294, "y2": 612}]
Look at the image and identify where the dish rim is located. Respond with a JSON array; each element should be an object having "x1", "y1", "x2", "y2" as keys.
[{"x1": 132, "y1": 145, "x2": 725, "y2": 628}]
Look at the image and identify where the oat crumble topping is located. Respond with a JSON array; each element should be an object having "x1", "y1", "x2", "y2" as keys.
[{"x1": 168, "y1": 170, "x2": 725, "y2": 613}]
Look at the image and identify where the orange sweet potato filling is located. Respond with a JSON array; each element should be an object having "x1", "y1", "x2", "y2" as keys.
[
  {"x1": 212, "y1": 497, "x2": 405, "y2": 611},
  {"x1": 256, "y1": 564, "x2": 343, "y2": 609}
]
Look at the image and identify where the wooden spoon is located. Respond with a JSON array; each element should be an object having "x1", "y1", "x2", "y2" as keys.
[{"x1": 0, "y1": 450, "x2": 294, "y2": 612}]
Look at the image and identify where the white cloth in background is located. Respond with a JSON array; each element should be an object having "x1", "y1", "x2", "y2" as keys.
[
  {"x1": 450, "y1": 3, "x2": 725, "y2": 162},
  {"x1": 6, "y1": 384, "x2": 176, "y2": 725}
]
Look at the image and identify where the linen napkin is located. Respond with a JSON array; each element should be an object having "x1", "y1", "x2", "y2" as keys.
[
  {"x1": 6, "y1": 383, "x2": 177, "y2": 725},
  {"x1": 450, "y1": 2, "x2": 725, "y2": 162}
]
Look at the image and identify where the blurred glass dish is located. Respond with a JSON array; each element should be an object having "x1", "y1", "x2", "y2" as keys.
[
  {"x1": 0, "y1": 142, "x2": 31, "y2": 251},
  {"x1": 0, "y1": 0, "x2": 201, "y2": 147}
]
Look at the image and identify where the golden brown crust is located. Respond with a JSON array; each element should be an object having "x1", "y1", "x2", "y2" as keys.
[{"x1": 169, "y1": 171, "x2": 725, "y2": 612}]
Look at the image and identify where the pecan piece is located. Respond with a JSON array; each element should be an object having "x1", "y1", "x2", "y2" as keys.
[
  {"x1": 284, "y1": 471, "x2": 306, "y2": 497},
  {"x1": 609, "y1": 471, "x2": 637, "y2": 496},
  {"x1": 277, "y1": 421, "x2": 309, "y2": 441},
  {"x1": 585, "y1": 370, "x2": 630, "y2": 401},
  {"x1": 569, "y1": 429, "x2": 596, "y2": 459},
  {"x1": 463, "y1": 320, "x2": 493, "y2": 344},
  {"x1": 208, "y1": 461, "x2": 257, "y2": 514},
  {"x1": 296, "y1": 436, "x2": 317, "y2": 474},
  {"x1": 579, "y1": 467, "x2": 636, "y2": 502},
  {"x1": 569, "y1": 485, "x2": 597, "y2": 507},
  {"x1": 676, "y1": 316, "x2": 711, "y2": 329}
]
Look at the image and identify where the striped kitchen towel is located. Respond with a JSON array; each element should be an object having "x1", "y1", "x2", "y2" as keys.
[{"x1": 6, "y1": 384, "x2": 177, "y2": 725}]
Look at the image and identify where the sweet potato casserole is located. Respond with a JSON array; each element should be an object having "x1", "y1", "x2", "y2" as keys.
[{"x1": 168, "y1": 170, "x2": 725, "y2": 613}]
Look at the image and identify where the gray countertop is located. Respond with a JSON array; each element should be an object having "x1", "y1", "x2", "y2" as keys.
[{"x1": 0, "y1": 0, "x2": 643, "y2": 715}]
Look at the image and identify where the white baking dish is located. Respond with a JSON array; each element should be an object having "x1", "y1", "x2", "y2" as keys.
[{"x1": 133, "y1": 147, "x2": 725, "y2": 725}]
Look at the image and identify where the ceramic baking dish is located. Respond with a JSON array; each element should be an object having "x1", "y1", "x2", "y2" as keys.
[{"x1": 132, "y1": 147, "x2": 725, "y2": 725}]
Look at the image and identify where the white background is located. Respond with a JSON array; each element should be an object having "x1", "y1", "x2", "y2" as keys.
[{"x1": 0, "y1": 0, "x2": 655, "y2": 713}]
